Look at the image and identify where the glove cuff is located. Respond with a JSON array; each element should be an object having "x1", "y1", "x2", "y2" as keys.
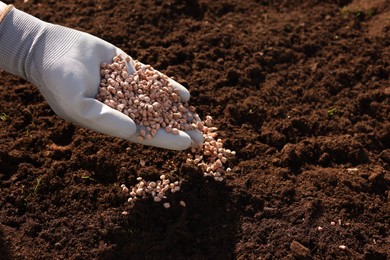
[
  {"x1": 0, "y1": 4, "x2": 13, "y2": 22},
  {"x1": 0, "y1": 7, "x2": 80, "y2": 85}
]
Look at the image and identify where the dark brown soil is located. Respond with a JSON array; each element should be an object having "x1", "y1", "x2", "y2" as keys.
[{"x1": 1, "y1": 0, "x2": 389, "y2": 259}]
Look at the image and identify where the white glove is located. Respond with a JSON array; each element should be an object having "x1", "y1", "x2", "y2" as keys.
[
  {"x1": 0, "y1": 2, "x2": 6, "y2": 14},
  {"x1": 0, "y1": 6, "x2": 202, "y2": 150}
]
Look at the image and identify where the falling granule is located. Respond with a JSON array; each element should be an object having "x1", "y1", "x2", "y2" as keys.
[
  {"x1": 186, "y1": 115, "x2": 236, "y2": 181},
  {"x1": 163, "y1": 202, "x2": 170, "y2": 209},
  {"x1": 139, "y1": 159, "x2": 146, "y2": 166},
  {"x1": 120, "y1": 184, "x2": 129, "y2": 193},
  {"x1": 179, "y1": 201, "x2": 186, "y2": 207}
]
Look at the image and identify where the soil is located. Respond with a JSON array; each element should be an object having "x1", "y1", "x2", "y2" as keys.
[{"x1": 0, "y1": 0, "x2": 389, "y2": 259}]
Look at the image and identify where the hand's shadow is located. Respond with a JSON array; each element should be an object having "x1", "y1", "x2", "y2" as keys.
[
  {"x1": 102, "y1": 165, "x2": 240, "y2": 259},
  {"x1": 0, "y1": 227, "x2": 12, "y2": 260}
]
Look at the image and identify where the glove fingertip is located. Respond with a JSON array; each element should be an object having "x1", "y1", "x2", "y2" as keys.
[
  {"x1": 173, "y1": 130, "x2": 192, "y2": 150},
  {"x1": 186, "y1": 129, "x2": 204, "y2": 148},
  {"x1": 169, "y1": 78, "x2": 190, "y2": 103},
  {"x1": 127, "y1": 128, "x2": 192, "y2": 151}
]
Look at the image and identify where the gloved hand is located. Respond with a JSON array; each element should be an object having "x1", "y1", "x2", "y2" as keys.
[{"x1": 0, "y1": 5, "x2": 203, "y2": 150}]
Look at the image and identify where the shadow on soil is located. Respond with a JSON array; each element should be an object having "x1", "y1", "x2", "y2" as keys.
[
  {"x1": 0, "y1": 228, "x2": 12, "y2": 260},
  {"x1": 103, "y1": 168, "x2": 240, "y2": 259}
]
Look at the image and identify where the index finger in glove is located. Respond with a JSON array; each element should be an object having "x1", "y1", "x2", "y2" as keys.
[
  {"x1": 168, "y1": 77, "x2": 191, "y2": 103},
  {"x1": 73, "y1": 98, "x2": 138, "y2": 139},
  {"x1": 115, "y1": 49, "x2": 136, "y2": 75}
]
